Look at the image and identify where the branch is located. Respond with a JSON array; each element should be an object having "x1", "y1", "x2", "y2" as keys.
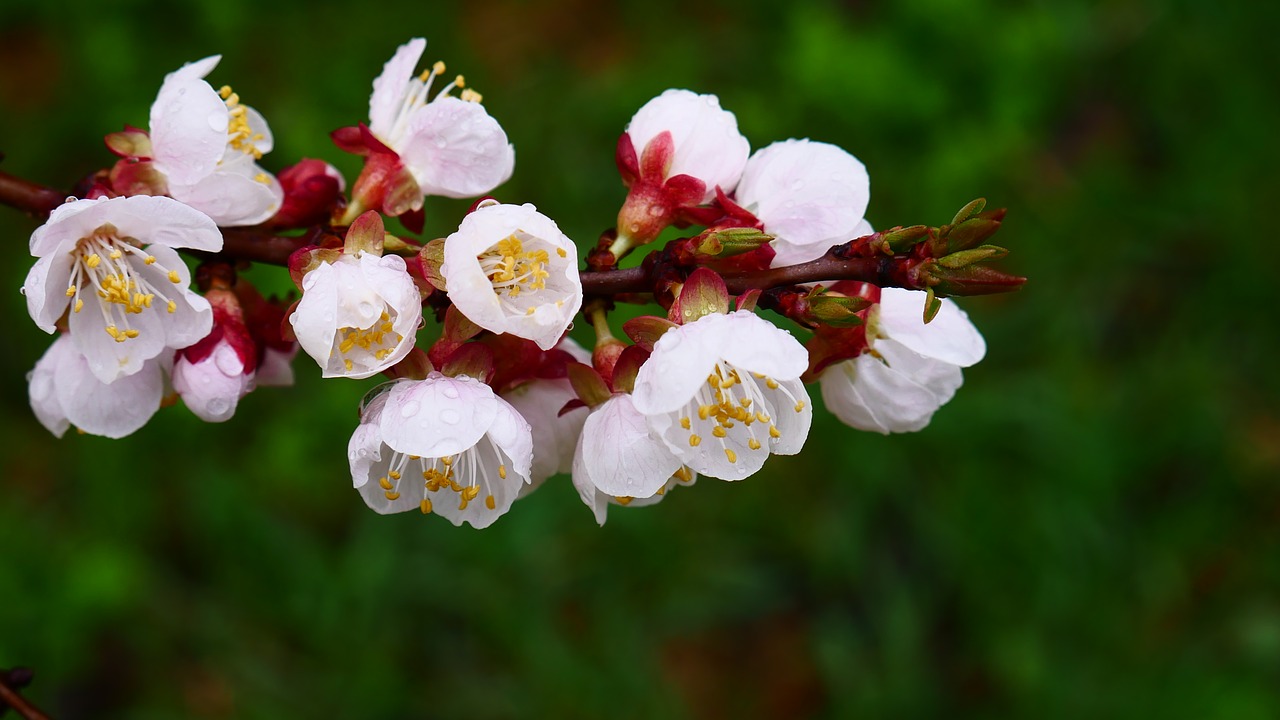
[
  {"x1": 0, "y1": 669, "x2": 51, "y2": 720},
  {"x1": 0, "y1": 170, "x2": 65, "y2": 218}
]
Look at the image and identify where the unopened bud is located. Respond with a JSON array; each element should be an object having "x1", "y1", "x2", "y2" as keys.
[
  {"x1": 936, "y1": 244, "x2": 1009, "y2": 269},
  {"x1": 924, "y1": 262, "x2": 1027, "y2": 296},
  {"x1": 944, "y1": 216, "x2": 1003, "y2": 253},
  {"x1": 806, "y1": 290, "x2": 871, "y2": 328},
  {"x1": 692, "y1": 227, "x2": 774, "y2": 258},
  {"x1": 878, "y1": 225, "x2": 930, "y2": 253},
  {"x1": 950, "y1": 197, "x2": 987, "y2": 226}
]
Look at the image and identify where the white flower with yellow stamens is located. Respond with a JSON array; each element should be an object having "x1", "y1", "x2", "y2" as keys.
[
  {"x1": 288, "y1": 251, "x2": 422, "y2": 380},
  {"x1": 21, "y1": 195, "x2": 221, "y2": 384},
  {"x1": 366, "y1": 37, "x2": 514, "y2": 202},
  {"x1": 348, "y1": 374, "x2": 533, "y2": 529},
  {"x1": 570, "y1": 392, "x2": 688, "y2": 510},
  {"x1": 441, "y1": 202, "x2": 582, "y2": 351},
  {"x1": 149, "y1": 55, "x2": 283, "y2": 226},
  {"x1": 819, "y1": 288, "x2": 986, "y2": 434},
  {"x1": 631, "y1": 311, "x2": 812, "y2": 481}
]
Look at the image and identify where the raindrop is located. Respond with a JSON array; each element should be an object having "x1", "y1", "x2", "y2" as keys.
[
  {"x1": 440, "y1": 409, "x2": 461, "y2": 425},
  {"x1": 629, "y1": 224, "x2": 641, "y2": 233},
  {"x1": 790, "y1": 179, "x2": 804, "y2": 191},
  {"x1": 647, "y1": 206, "x2": 663, "y2": 217},
  {"x1": 400, "y1": 401, "x2": 421, "y2": 417},
  {"x1": 441, "y1": 384, "x2": 459, "y2": 399},
  {"x1": 208, "y1": 398, "x2": 230, "y2": 416}
]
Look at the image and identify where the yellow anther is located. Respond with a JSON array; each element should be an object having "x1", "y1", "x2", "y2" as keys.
[
  {"x1": 168, "y1": 270, "x2": 181, "y2": 283},
  {"x1": 420, "y1": 498, "x2": 433, "y2": 514},
  {"x1": 433, "y1": 60, "x2": 446, "y2": 76},
  {"x1": 657, "y1": 487, "x2": 666, "y2": 495},
  {"x1": 698, "y1": 405, "x2": 712, "y2": 421},
  {"x1": 679, "y1": 417, "x2": 691, "y2": 430},
  {"x1": 615, "y1": 496, "x2": 633, "y2": 506},
  {"x1": 556, "y1": 247, "x2": 567, "y2": 258},
  {"x1": 769, "y1": 425, "x2": 781, "y2": 439},
  {"x1": 766, "y1": 378, "x2": 779, "y2": 389},
  {"x1": 409, "y1": 455, "x2": 420, "y2": 460},
  {"x1": 124, "y1": 329, "x2": 140, "y2": 339},
  {"x1": 498, "y1": 465, "x2": 507, "y2": 479},
  {"x1": 74, "y1": 299, "x2": 84, "y2": 313},
  {"x1": 463, "y1": 486, "x2": 480, "y2": 501},
  {"x1": 65, "y1": 286, "x2": 75, "y2": 297},
  {"x1": 384, "y1": 491, "x2": 401, "y2": 501},
  {"x1": 526, "y1": 307, "x2": 535, "y2": 315},
  {"x1": 725, "y1": 449, "x2": 737, "y2": 463},
  {"x1": 740, "y1": 398, "x2": 752, "y2": 408},
  {"x1": 344, "y1": 359, "x2": 354, "y2": 371},
  {"x1": 218, "y1": 85, "x2": 232, "y2": 99},
  {"x1": 441, "y1": 456, "x2": 453, "y2": 466},
  {"x1": 144, "y1": 255, "x2": 156, "y2": 265},
  {"x1": 454, "y1": 74, "x2": 466, "y2": 88},
  {"x1": 167, "y1": 300, "x2": 177, "y2": 314},
  {"x1": 794, "y1": 401, "x2": 806, "y2": 412},
  {"x1": 105, "y1": 325, "x2": 121, "y2": 340},
  {"x1": 756, "y1": 412, "x2": 770, "y2": 423},
  {"x1": 689, "y1": 434, "x2": 702, "y2": 447},
  {"x1": 712, "y1": 426, "x2": 727, "y2": 438},
  {"x1": 254, "y1": 173, "x2": 269, "y2": 185},
  {"x1": 85, "y1": 254, "x2": 101, "y2": 269},
  {"x1": 748, "y1": 438, "x2": 762, "y2": 450},
  {"x1": 485, "y1": 495, "x2": 496, "y2": 510},
  {"x1": 379, "y1": 476, "x2": 394, "y2": 490},
  {"x1": 226, "y1": 93, "x2": 241, "y2": 107},
  {"x1": 460, "y1": 88, "x2": 483, "y2": 103},
  {"x1": 675, "y1": 466, "x2": 693, "y2": 482},
  {"x1": 388, "y1": 470, "x2": 401, "y2": 480},
  {"x1": 707, "y1": 374, "x2": 721, "y2": 388},
  {"x1": 109, "y1": 249, "x2": 123, "y2": 260}
]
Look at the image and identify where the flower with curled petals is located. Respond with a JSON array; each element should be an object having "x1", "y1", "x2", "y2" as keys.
[
  {"x1": 348, "y1": 373, "x2": 533, "y2": 529},
  {"x1": 28, "y1": 334, "x2": 168, "y2": 439},
  {"x1": 500, "y1": 338, "x2": 591, "y2": 490},
  {"x1": 573, "y1": 450, "x2": 697, "y2": 526},
  {"x1": 631, "y1": 311, "x2": 812, "y2": 481},
  {"x1": 734, "y1": 139, "x2": 872, "y2": 266},
  {"x1": 21, "y1": 195, "x2": 221, "y2": 384},
  {"x1": 172, "y1": 290, "x2": 256, "y2": 423},
  {"x1": 289, "y1": 251, "x2": 423, "y2": 379},
  {"x1": 148, "y1": 55, "x2": 284, "y2": 226},
  {"x1": 441, "y1": 202, "x2": 582, "y2": 351},
  {"x1": 820, "y1": 288, "x2": 986, "y2": 434}
]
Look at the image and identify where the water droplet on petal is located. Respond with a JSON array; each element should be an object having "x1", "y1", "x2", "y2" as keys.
[
  {"x1": 441, "y1": 384, "x2": 459, "y2": 399},
  {"x1": 790, "y1": 179, "x2": 804, "y2": 190},
  {"x1": 400, "y1": 401, "x2": 421, "y2": 417},
  {"x1": 440, "y1": 409, "x2": 460, "y2": 425}
]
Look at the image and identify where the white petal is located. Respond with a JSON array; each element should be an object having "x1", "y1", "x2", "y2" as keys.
[
  {"x1": 876, "y1": 288, "x2": 986, "y2": 367},
  {"x1": 625, "y1": 89, "x2": 750, "y2": 202},
  {"x1": 649, "y1": 408, "x2": 769, "y2": 482},
  {"x1": 141, "y1": 245, "x2": 214, "y2": 350},
  {"x1": 22, "y1": 254, "x2": 72, "y2": 333},
  {"x1": 378, "y1": 374, "x2": 499, "y2": 458},
  {"x1": 67, "y1": 291, "x2": 166, "y2": 384},
  {"x1": 630, "y1": 316, "x2": 724, "y2": 415},
  {"x1": 502, "y1": 378, "x2": 586, "y2": 483},
  {"x1": 256, "y1": 346, "x2": 296, "y2": 387},
  {"x1": 571, "y1": 437, "x2": 611, "y2": 526},
  {"x1": 820, "y1": 339, "x2": 963, "y2": 434},
  {"x1": 763, "y1": 378, "x2": 812, "y2": 456},
  {"x1": 53, "y1": 343, "x2": 164, "y2": 438},
  {"x1": 400, "y1": 97, "x2": 515, "y2": 198},
  {"x1": 717, "y1": 311, "x2": 809, "y2": 380},
  {"x1": 290, "y1": 261, "x2": 340, "y2": 372},
  {"x1": 368, "y1": 38, "x2": 426, "y2": 138},
  {"x1": 27, "y1": 336, "x2": 72, "y2": 438},
  {"x1": 240, "y1": 104, "x2": 274, "y2": 155},
  {"x1": 161, "y1": 55, "x2": 221, "y2": 87},
  {"x1": 29, "y1": 196, "x2": 222, "y2": 257},
  {"x1": 168, "y1": 167, "x2": 283, "y2": 227},
  {"x1": 737, "y1": 139, "x2": 870, "y2": 265},
  {"x1": 347, "y1": 420, "x2": 385, "y2": 489},
  {"x1": 580, "y1": 395, "x2": 682, "y2": 498},
  {"x1": 150, "y1": 77, "x2": 228, "y2": 187},
  {"x1": 172, "y1": 340, "x2": 250, "y2": 422}
]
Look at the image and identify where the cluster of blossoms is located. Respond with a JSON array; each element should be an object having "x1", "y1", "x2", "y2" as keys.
[{"x1": 12, "y1": 39, "x2": 1021, "y2": 528}]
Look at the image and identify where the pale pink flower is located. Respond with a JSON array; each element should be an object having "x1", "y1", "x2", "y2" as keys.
[
  {"x1": 625, "y1": 89, "x2": 750, "y2": 204},
  {"x1": 28, "y1": 334, "x2": 168, "y2": 439}
]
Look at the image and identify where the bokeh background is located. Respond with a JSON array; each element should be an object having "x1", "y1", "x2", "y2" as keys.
[{"x1": 1, "y1": 0, "x2": 1277, "y2": 717}]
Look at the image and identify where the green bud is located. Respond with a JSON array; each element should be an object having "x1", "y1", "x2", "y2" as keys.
[
  {"x1": 951, "y1": 198, "x2": 987, "y2": 226},
  {"x1": 936, "y1": 245, "x2": 1009, "y2": 269}
]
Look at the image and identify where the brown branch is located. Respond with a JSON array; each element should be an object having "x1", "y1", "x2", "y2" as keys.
[
  {"x1": 0, "y1": 669, "x2": 51, "y2": 720},
  {"x1": 0, "y1": 171, "x2": 65, "y2": 218}
]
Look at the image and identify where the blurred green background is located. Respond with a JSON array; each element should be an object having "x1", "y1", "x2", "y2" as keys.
[{"x1": 2, "y1": 0, "x2": 1277, "y2": 717}]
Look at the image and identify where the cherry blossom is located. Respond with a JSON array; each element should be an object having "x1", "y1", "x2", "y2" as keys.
[
  {"x1": 820, "y1": 287, "x2": 986, "y2": 433},
  {"x1": 21, "y1": 195, "x2": 220, "y2": 384},
  {"x1": 734, "y1": 139, "x2": 871, "y2": 266},
  {"x1": 631, "y1": 311, "x2": 812, "y2": 481},
  {"x1": 624, "y1": 89, "x2": 750, "y2": 204},
  {"x1": 149, "y1": 55, "x2": 284, "y2": 225},
  {"x1": 572, "y1": 393, "x2": 684, "y2": 501},
  {"x1": 441, "y1": 202, "x2": 581, "y2": 351},
  {"x1": 500, "y1": 339, "x2": 591, "y2": 488},
  {"x1": 348, "y1": 374, "x2": 533, "y2": 529}
]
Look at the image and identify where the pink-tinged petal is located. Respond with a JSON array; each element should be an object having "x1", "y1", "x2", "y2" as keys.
[
  {"x1": 256, "y1": 346, "x2": 296, "y2": 387},
  {"x1": 630, "y1": 316, "x2": 723, "y2": 415},
  {"x1": 168, "y1": 167, "x2": 283, "y2": 227},
  {"x1": 626, "y1": 89, "x2": 750, "y2": 203},
  {"x1": 139, "y1": 245, "x2": 214, "y2": 349},
  {"x1": 737, "y1": 139, "x2": 870, "y2": 265},
  {"x1": 22, "y1": 254, "x2": 72, "y2": 333},
  {"x1": 571, "y1": 438, "x2": 611, "y2": 526},
  {"x1": 502, "y1": 378, "x2": 586, "y2": 483},
  {"x1": 355, "y1": 451, "x2": 420, "y2": 515},
  {"x1": 347, "y1": 419, "x2": 386, "y2": 489},
  {"x1": 160, "y1": 55, "x2": 221, "y2": 88},
  {"x1": 173, "y1": 340, "x2": 251, "y2": 422},
  {"x1": 648, "y1": 407, "x2": 770, "y2": 482},
  {"x1": 27, "y1": 336, "x2": 72, "y2": 438},
  {"x1": 30, "y1": 196, "x2": 221, "y2": 256},
  {"x1": 290, "y1": 261, "x2": 340, "y2": 370},
  {"x1": 484, "y1": 395, "x2": 535, "y2": 483},
  {"x1": 240, "y1": 104, "x2": 274, "y2": 155},
  {"x1": 717, "y1": 311, "x2": 809, "y2": 380},
  {"x1": 369, "y1": 38, "x2": 426, "y2": 137},
  {"x1": 580, "y1": 394, "x2": 682, "y2": 498},
  {"x1": 53, "y1": 344, "x2": 164, "y2": 438},
  {"x1": 820, "y1": 339, "x2": 963, "y2": 434},
  {"x1": 378, "y1": 374, "x2": 499, "y2": 458},
  {"x1": 876, "y1": 287, "x2": 986, "y2": 367},
  {"x1": 67, "y1": 291, "x2": 166, "y2": 384},
  {"x1": 150, "y1": 78, "x2": 228, "y2": 186},
  {"x1": 400, "y1": 97, "x2": 515, "y2": 198}
]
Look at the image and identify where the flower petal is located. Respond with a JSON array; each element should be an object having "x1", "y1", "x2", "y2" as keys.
[
  {"x1": 150, "y1": 77, "x2": 228, "y2": 187},
  {"x1": 580, "y1": 394, "x2": 682, "y2": 498},
  {"x1": 369, "y1": 38, "x2": 426, "y2": 138},
  {"x1": 626, "y1": 89, "x2": 750, "y2": 202},
  {"x1": 876, "y1": 287, "x2": 986, "y2": 367},
  {"x1": 27, "y1": 336, "x2": 72, "y2": 438},
  {"x1": 22, "y1": 254, "x2": 72, "y2": 333},
  {"x1": 53, "y1": 343, "x2": 165, "y2": 438},
  {"x1": 399, "y1": 96, "x2": 515, "y2": 198},
  {"x1": 820, "y1": 339, "x2": 963, "y2": 434},
  {"x1": 378, "y1": 374, "x2": 499, "y2": 458}
]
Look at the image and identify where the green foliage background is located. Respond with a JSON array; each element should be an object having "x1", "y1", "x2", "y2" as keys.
[{"x1": 1, "y1": 0, "x2": 1277, "y2": 717}]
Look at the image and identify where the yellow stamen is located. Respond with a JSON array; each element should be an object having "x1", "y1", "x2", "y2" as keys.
[
  {"x1": 689, "y1": 434, "x2": 701, "y2": 447},
  {"x1": 485, "y1": 495, "x2": 496, "y2": 510},
  {"x1": 420, "y1": 498, "x2": 433, "y2": 514},
  {"x1": 725, "y1": 449, "x2": 737, "y2": 463}
]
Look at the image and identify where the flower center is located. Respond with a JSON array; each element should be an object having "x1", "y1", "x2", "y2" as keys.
[
  {"x1": 336, "y1": 311, "x2": 403, "y2": 373},
  {"x1": 379, "y1": 60, "x2": 483, "y2": 149},
  {"x1": 479, "y1": 233, "x2": 561, "y2": 312},
  {"x1": 376, "y1": 438, "x2": 511, "y2": 515},
  {"x1": 674, "y1": 362, "x2": 805, "y2": 463},
  {"x1": 218, "y1": 85, "x2": 265, "y2": 160},
  {"x1": 67, "y1": 224, "x2": 182, "y2": 343}
]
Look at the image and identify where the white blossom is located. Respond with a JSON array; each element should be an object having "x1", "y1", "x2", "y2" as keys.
[
  {"x1": 367, "y1": 38, "x2": 514, "y2": 202},
  {"x1": 172, "y1": 336, "x2": 255, "y2": 423},
  {"x1": 626, "y1": 89, "x2": 750, "y2": 204},
  {"x1": 149, "y1": 55, "x2": 283, "y2": 225},
  {"x1": 289, "y1": 252, "x2": 423, "y2": 379},
  {"x1": 735, "y1": 139, "x2": 871, "y2": 266},
  {"x1": 28, "y1": 334, "x2": 168, "y2": 439},
  {"x1": 441, "y1": 203, "x2": 582, "y2": 351},
  {"x1": 631, "y1": 311, "x2": 812, "y2": 481},
  {"x1": 500, "y1": 339, "x2": 591, "y2": 489},
  {"x1": 572, "y1": 393, "x2": 685, "y2": 501},
  {"x1": 21, "y1": 195, "x2": 220, "y2": 384},
  {"x1": 820, "y1": 287, "x2": 986, "y2": 434},
  {"x1": 348, "y1": 374, "x2": 533, "y2": 529}
]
